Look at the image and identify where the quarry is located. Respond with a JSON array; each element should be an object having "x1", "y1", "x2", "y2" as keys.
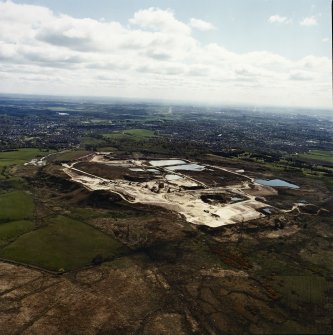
[{"x1": 62, "y1": 153, "x2": 295, "y2": 228}]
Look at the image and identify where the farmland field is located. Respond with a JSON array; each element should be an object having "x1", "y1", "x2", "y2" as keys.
[
  {"x1": 0, "y1": 220, "x2": 35, "y2": 247},
  {"x1": 0, "y1": 216, "x2": 127, "y2": 271},
  {"x1": 103, "y1": 128, "x2": 155, "y2": 141},
  {"x1": 0, "y1": 190, "x2": 34, "y2": 223},
  {"x1": 296, "y1": 150, "x2": 333, "y2": 163},
  {"x1": 80, "y1": 136, "x2": 107, "y2": 146},
  {"x1": 0, "y1": 148, "x2": 47, "y2": 167},
  {"x1": 49, "y1": 150, "x2": 90, "y2": 162}
]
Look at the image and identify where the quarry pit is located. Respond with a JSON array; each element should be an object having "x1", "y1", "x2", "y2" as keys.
[{"x1": 62, "y1": 153, "x2": 282, "y2": 227}]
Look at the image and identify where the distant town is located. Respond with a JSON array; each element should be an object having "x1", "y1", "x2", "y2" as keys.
[{"x1": 1, "y1": 95, "x2": 332, "y2": 156}]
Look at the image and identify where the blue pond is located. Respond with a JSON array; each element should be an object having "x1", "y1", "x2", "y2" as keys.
[{"x1": 255, "y1": 178, "x2": 299, "y2": 189}]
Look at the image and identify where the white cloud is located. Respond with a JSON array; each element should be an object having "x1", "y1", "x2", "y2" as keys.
[
  {"x1": 289, "y1": 70, "x2": 313, "y2": 81},
  {"x1": 129, "y1": 7, "x2": 190, "y2": 34},
  {"x1": 0, "y1": 1, "x2": 331, "y2": 108},
  {"x1": 300, "y1": 16, "x2": 317, "y2": 26},
  {"x1": 322, "y1": 37, "x2": 330, "y2": 43},
  {"x1": 189, "y1": 18, "x2": 216, "y2": 31},
  {"x1": 268, "y1": 15, "x2": 291, "y2": 24}
]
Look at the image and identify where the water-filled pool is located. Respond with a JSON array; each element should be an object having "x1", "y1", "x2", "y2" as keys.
[
  {"x1": 166, "y1": 164, "x2": 205, "y2": 172},
  {"x1": 149, "y1": 159, "x2": 186, "y2": 167},
  {"x1": 255, "y1": 178, "x2": 299, "y2": 189}
]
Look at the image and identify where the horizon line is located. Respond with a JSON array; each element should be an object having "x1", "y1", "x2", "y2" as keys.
[{"x1": 0, "y1": 92, "x2": 331, "y2": 111}]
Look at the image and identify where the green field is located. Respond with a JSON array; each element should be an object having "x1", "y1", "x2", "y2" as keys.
[
  {"x1": 0, "y1": 191, "x2": 34, "y2": 223},
  {"x1": 0, "y1": 220, "x2": 35, "y2": 247},
  {"x1": 81, "y1": 136, "x2": 107, "y2": 146},
  {"x1": 0, "y1": 216, "x2": 127, "y2": 271},
  {"x1": 296, "y1": 150, "x2": 333, "y2": 163},
  {"x1": 50, "y1": 150, "x2": 90, "y2": 162},
  {"x1": 103, "y1": 129, "x2": 155, "y2": 141},
  {"x1": 0, "y1": 148, "x2": 47, "y2": 167}
]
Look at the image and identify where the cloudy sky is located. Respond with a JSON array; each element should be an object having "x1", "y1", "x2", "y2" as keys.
[{"x1": 0, "y1": 0, "x2": 331, "y2": 108}]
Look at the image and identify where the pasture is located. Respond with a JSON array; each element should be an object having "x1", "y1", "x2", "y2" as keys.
[{"x1": 0, "y1": 216, "x2": 127, "y2": 271}]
